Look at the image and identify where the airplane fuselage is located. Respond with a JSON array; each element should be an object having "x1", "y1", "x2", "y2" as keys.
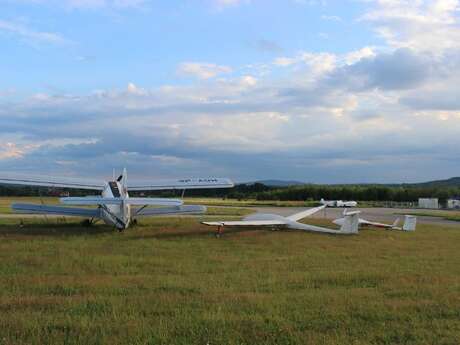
[{"x1": 101, "y1": 181, "x2": 131, "y2": 230}]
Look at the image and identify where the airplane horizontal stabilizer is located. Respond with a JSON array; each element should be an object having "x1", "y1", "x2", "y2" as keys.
[
  {"x1": 126, "y1": 198, "x2": 183, "y2": 206},
  {"x1": 134, "y1": 205, "x2": 206, "y2": 217},
  {"x1": 12, "y1": 203, "x2": 101, "y2": 218}
]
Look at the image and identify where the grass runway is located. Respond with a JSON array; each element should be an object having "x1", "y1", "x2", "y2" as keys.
[{"x1": 0, "y1": 207, "x2": 459, "y2": 344}]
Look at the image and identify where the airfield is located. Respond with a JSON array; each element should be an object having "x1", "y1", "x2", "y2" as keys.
[{"x1": 1, "y1": 198, "x2": 460, "y2": 344}]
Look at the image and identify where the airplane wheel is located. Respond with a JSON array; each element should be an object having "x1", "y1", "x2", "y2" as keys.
[
  {"x1": 81, "y1": 219, "x2": 92, "y2": 227},
  {"x1": 131, "y1": 219, "x2": 138, "y2": 226}
]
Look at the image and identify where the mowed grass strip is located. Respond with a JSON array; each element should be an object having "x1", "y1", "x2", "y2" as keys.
[{"x1": 0, "y1": 214, "x2": 459, "y2": 344}]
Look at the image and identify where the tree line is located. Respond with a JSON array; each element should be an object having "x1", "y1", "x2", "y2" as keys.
[{"x1": 1, "y1": 183, "x2": 460, "y2": 203}]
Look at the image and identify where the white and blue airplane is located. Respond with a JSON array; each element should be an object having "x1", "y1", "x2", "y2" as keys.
[{"x1": 0, "y1": 169, "x2": 234, "y2": 231}]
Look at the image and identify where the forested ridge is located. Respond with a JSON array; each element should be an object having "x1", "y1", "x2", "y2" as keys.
[{"x1": 2, "y1": 180, "x2": 459, "y2": 202}]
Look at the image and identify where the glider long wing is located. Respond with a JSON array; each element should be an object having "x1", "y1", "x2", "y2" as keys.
[
  {"x1": 286, "y1": 205, "x2": 326, "y2": 221},
  {"x1": 12, "y1": 203, "x2": 101, "y2": 217},
  {"x1": 127, "y1": 178, "x2": 234, "y2": 191},
  {"x1": 0, "y1": 175, "x2": 105, "y2": 190},
  {"x1": 202, "y1": 220, "x2": 287, "y2": 227}
]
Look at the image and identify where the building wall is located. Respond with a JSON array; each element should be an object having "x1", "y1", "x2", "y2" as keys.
[{"x1": 418, "y1": 198, "x2": 439, "y2": 209}]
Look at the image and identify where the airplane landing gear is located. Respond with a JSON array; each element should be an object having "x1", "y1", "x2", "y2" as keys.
[
  {"x1": 215, "y1": 225, "x2": 223, "y2": 238},
  {"x1": 81, "y1": 219, "x2": 93, "y2": 227}
]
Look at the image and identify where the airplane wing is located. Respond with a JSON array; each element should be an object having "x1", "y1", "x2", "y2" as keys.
[
  {"x1": 134, "y1": 205, "x2": 206, "y2": 217},
  {"x1": 202, "y1": 220, "x2": 287, "y2": 227},
  {"x1": 127, "y1": 178, "x2": 234, "y2": 191},
  {"x1": 286, "y1": 205, "x2": 326, "y2": 221},
  {"x1": 12, "y1": 203, "x2": 101, "y2": 218},
  {"x1": 60, "y1": 197, "x2": 183, "y2": 207},
  {"x1": 0, "y1": 174, "x2": 105, "y2": 190}
]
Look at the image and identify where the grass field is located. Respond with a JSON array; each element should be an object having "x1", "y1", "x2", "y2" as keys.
[{"x1": 0, "y1": 206, "x2": 459, "y2": 344}]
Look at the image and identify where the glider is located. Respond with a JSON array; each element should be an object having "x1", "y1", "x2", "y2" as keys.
[
  {"x1": 333, "y1": 209, "x2": 417, "y2": 232},
  {"x1": 0, "y1": 169, "x2": 234, "y2": 231},
  {"x1": 202, "y1": 205, "x2": 360, "y2": 236}
]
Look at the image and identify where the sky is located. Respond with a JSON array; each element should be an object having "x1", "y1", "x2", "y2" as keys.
[{"x1": 0, "y1": 0, "x2": 460, "y2": 183}]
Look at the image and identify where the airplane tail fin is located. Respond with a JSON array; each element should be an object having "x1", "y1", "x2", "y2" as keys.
[
  {"x1": 392, "y1": 218, "x2": 400, "y2": 228},
  {"x1": 339, "y1": 211, "x2": 360, "y2": 234},
  {"x1": 402, "y1": 215, "x2": 417, "y2": 232},
  {"x1": 117, "y1": 168, "x2": 128, "y2": 191}
]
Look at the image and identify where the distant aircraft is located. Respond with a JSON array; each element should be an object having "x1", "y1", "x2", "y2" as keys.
[
  {"x1": 320, "y1": 198, "x2": 358, "y2": 208},
  {"x1": 0, "y1": 169, "x2": 234, "y2": 231},
  {"x1": 202, "y1": 205, "x2": 360, "y2": 236},
  {"x1": 333, "y1": 210, "x2": 416, "y2": 231}
]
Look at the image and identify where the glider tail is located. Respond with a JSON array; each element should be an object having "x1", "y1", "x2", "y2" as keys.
[
  {"x1": 339, "y1": 211, "x2": 360, "y2": 234},
  {"x1": 392, "y1": 218, "x2": 400, "y2": 229},
  {"x1": 402, "y1": 215, "x2": 417, "y2": 232}
]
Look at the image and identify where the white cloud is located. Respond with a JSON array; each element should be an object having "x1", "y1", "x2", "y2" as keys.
[
  {"x1": 66, "y1": 0, "x2": 147, "y2": 9},
  {"x1": 362, "y1": 0, "x2": 460, "y2": 54},
  {"x1": 212, "y1": 0, "x2": 248, "y2": 9},
  {"x1": 345, "y1": 47, "x2": 376, "y2": 65},
  {"x1": 127, "y1": 82, "x2": 147, "y2": 95},
  {"x1": 0, "y1": 19, "x2": 70, "y2": 45},
  {"x1": 321, "y1": 15, "x2": 342, "y2": 22},
  {"x1": 273, "y1": 57, "x2": 298, "y2": 67},
  {"x1": 178, "y1": 62, "x2": 232, "y2": 80},
  {"x1": 11, "y1": 0, "x2": 148, "y2": 9},
  {"x1": 0, "y1": 143, "x2": 24, "y2": 160}
]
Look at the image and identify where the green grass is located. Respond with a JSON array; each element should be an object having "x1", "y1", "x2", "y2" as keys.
[{"x1": 0, "y1": 213, "x2": 459, "y2": 344}]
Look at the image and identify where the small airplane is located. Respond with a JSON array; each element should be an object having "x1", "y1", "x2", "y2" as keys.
[
  {"x1": 202, "y1": 205, "x2": 360, "y2": 236},
  {"x1": 320, "y1": 198, "x2": 358, "y2": 208},
  {"x1": 332, "y1": 209, "x2": 417, "y2": 232},
  {"x1": 0, "y1": 169, "x2": 234, "y2": 231}
]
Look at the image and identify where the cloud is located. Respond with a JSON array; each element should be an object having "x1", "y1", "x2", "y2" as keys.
[
  {"x1": 0, "y1": 143, "x2": 25, "y2": 160},
  {"x1": 362, "y1": 0, "x2": 460, "y2": 54},
  {"x1": 2, "y1": 0, "x2": 460, "y2": 182},
  {"x1": 0, "y1": 19, "x2": 70, "y2": 45},
  {"x1": 255, "y1": 39, "x2": 283, "y2": 53},
  {"x1": 10, "y1": 0, "x2": 148, "y2": 10},
  {"x1": 66, "y1": 0, "x2": 147, "y2": 9},
  {"x1": 321, "y1": 15, "x2": 342, "y2": 22},
  {"x1": 326, "y1": 48, "x2": 431, "y2": 91},
  {"x1": 212, "y1": 0, "x2": 247, "y2": 9},
  {"x1": 177, "y1": 62, "x2": 232, "y2": 80}
]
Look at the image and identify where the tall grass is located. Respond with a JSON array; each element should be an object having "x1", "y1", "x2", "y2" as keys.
[{"x1": 0, "y1": 215, "x2": 459, "y2": 344}]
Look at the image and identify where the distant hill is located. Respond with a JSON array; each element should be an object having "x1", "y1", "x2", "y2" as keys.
[
  {"x1": 246, "y1": 180, "x2": 306, "y2": 187},
  {"x1": 408, "y1": 177, "x2": 460, "y2": 188},
  {"x1": 241, "y1": 177, "x2": 460, "y2": 188}
]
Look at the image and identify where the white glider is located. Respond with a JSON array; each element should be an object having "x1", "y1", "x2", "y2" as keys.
[
  {"x1": 0, "y1": 169, "x2": 234, "y2": 231},
  {"x1": 333, "y1": 210, "x2": 416, "y2": 232},
  {"x1": 202, "y1": 205, "x2": 360, "y2": 235}
]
